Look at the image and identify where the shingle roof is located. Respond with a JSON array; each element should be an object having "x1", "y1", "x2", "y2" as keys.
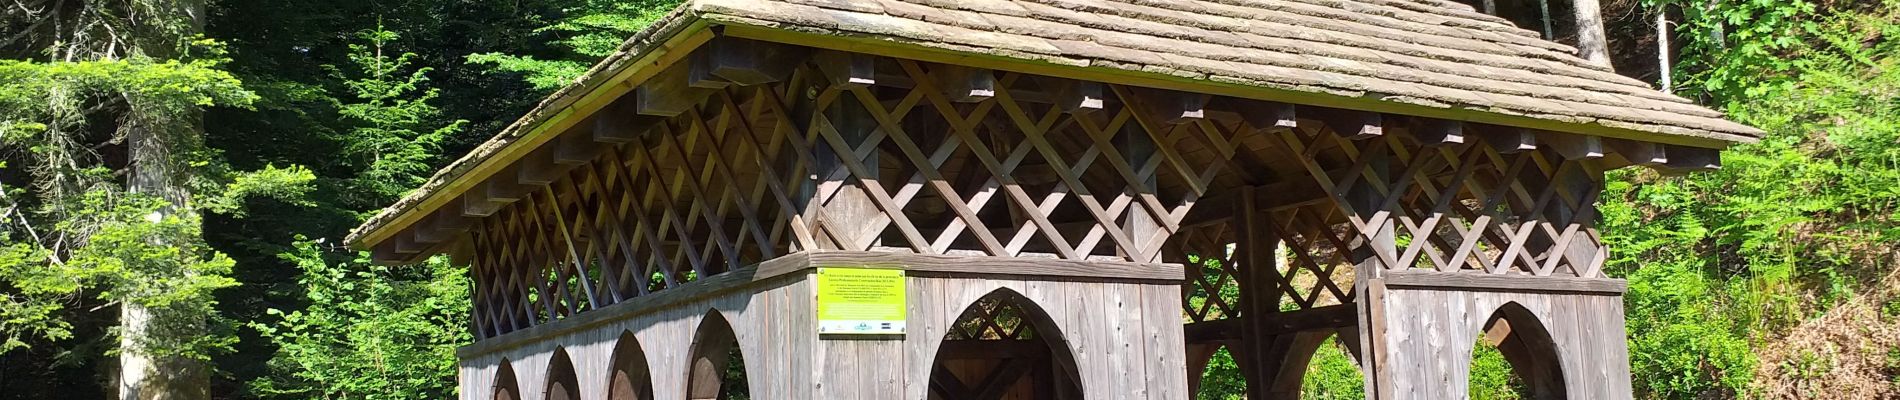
[{"x1": 346, "y1": 0, "x2": 1763, "y2": 248}]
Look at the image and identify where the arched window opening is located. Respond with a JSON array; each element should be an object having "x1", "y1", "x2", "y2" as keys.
[
  {"x1": 609, "y1": 332, "x2": 656, "y2": 400},
  {"x1": 687, "y1": 312, "x2": 749, "y2": 400},
  {"x1": 546, "y1": 349, "x2": 581, "y2": 400},
  {"x1": 1297, "y1": 334, "x2": 1363, "y2": 399},
  {"x1": 1467, "y1": 302, "x2": 1565, "y2": 400},
  {"x1": 928, "y1": 289, "x2": 1082, "y2": 400},
  {"x1": 1191, "y1": 345, "x2": 1243, "y2": 400},
  {"x1": 494, "y1": 360, "x2": 522, "y2": 400}
]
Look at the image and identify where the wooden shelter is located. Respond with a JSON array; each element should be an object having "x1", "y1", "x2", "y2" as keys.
[{"x1": 347, "y1": 0, "x2": 1761, "y2": 399}]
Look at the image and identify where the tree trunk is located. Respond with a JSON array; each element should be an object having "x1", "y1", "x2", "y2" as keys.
[
  {"x1": 118, "y1": 0, "x2": 209, "y2": 398},
  {"x1": 119, "y1": 120, "x2": 207, "y2": 400},
  {"x1": 1573, "y1": 0, "x2": 1613, "y2": 68}
]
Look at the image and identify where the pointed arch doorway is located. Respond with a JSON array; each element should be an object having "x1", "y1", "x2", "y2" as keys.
[{"x1": 926, "y1": 289, "x2": 1083, "y2": 400}]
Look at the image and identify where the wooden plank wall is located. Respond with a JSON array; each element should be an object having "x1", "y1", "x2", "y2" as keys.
[
  {"x1": 1365, "y1": 287, "x2": 1632, "y2": 399},
  {"x1": 887, "y1": 276, "x2": 1187, "y2": 400},
  {"x1": 455, "y1": 270, "x2": 1188, "y2": 400},
  {"x1": 457, "y1": 274, "x2": 813, "y2": 400}
]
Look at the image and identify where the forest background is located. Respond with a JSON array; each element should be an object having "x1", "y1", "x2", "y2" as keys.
[{"x1": 0, "y1": 0, "x2": 1895, "y2": 399}]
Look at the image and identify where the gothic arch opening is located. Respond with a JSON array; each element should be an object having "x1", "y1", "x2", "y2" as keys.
[
  {"x1": 927, "y1": 288, "x2": 1082, "y2": 400},
  {"x1": 494, "y1": 359, "x2": 522, "y2": 400},
  {"x1": 609, "y1": 331, "x2": 656, "y2": 400},
  {"x1": 1467, "y1": 302, "x2": 1566, "y2": 399},
  {"x1": 546, "y1": 349, "x2": 581, "y2": 400},
  {"x1": 1293, "y1": 332, "x2": 1363, "y2": 399},
  {"x1": 686, "y1": 311, "x2": 749, "y2": 400}
]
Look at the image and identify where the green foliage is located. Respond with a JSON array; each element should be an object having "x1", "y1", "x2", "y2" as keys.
[
  {"x1": 332, "y1": 27, "x2": 465, "y2": 206},
  {"x1": 1468, "y1": 335, "x2": 1529, "y2": 400},
  {"x1": 0, "y1": 189, "x2": 240, "y2": 357},
  {"x1": 466, "y1": 0, "x2": 683, "y2": 90},
  {"x1": 0, "y1": 46, "x2": 301, "y2": 362},
  {"x1": 246, "y1": 26, "x2": 473, "y2": 400},
  {"x1": 248, "y1": 241, "x2": 470, "y2": 399},
  {"x1": 1299, "y1": 337, "x2": 1364, "y2": 399},
  {"x1": 1609, "y1": 1, "x2": 1900, "y2": 397}
]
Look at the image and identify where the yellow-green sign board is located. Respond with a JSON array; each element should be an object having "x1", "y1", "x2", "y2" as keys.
[{"x1": 815, "y1": 267, "x2": 906, "y2": 335}]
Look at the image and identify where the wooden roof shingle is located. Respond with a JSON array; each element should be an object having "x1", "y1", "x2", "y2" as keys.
[{"x1": 345, "y1": 0, "x2": 1762, "y2": 248}]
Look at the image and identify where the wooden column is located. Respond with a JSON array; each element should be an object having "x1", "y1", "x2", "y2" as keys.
[{"x1": 1231, "y1": 187, "x2": 1281, "y2": 399}]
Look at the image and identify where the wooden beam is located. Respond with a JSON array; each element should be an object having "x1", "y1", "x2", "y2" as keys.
[
  {"x1": 1474, "y1": 125, "x2": 1538, "y2": 153},
  {"x1": 636, "y1": 64, "x2": 713, "y2": 117},
  {"x1": 1308, "y1": 108, "x2": 1382, "y2": 139},
  {"x1": 516, "y1": 148, "x2": 566, "y2": 185},
  {"x1": 1410, "y1": 118, "x2": 1465, "y2": 146},
  {"x1": 1125, "y1": 86, "x2": 1209, "y2": 124},
  {"x1": 1606, "y1": 138, "x2": 1667, "y2": 166},
  {"x1": 933, "y1": 64, "x2": 995, "y2": 102},
  {"x1": 1538, "y1": 132, "x2": 1605, "y2": 160},
  {"x1": 554, "y1": 133, "x2": 602, "y2": 165},
  {"x1": 1182, "y1": 305, "x2": 1360, "y2": 343},
  {"x1": 1218, "y1": 98, "x2": 1297, "y2": 132},
  {"x1": 593, "y1": 98, "x2": 658, "y2": 144},
  {"x1": 391, "y1": 231, "x2": 427, "y2": 255},
  {"x1": 1382, "y1": 270, "x2": 1628, "y2": 294},
  {"x1": 370, "y1": 241, "x2": 410, "y2": 264},
  {"x1": 461, "y1": 193, "x2": 505, "y2": 217},
  {"x1": 1256, "y1": 304, "x2": 1359, "y2": 336},
  {"x1": 414, "y1": 208, "x2": 472, "y2": 244},
  {"x1": 482, "y1": 175, "x2": 531, "y2": 202},
  {"x1": 1184, "y1": 318, "x2": 1241, "y2": 343},
  {"x1": 815, "y1": 50, "x2": 876, "y2": 88},
  {"x1": 1657, "y1": 145, "x2": 1720, "y2": 175},
  {"x1": 1181, "y1": 174, "x2": 1337, "y2": 228},
  {"x1": 1040, "y1": 77, "x2": 1103, "y2": 114},
  {"x1": 693, "y1": 37, "x2": 805, "y2": 86}
]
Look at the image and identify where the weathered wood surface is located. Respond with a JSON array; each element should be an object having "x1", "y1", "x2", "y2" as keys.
[
  {"x1": 1359, "y1": 286, "x2": 1633, "y2": 400},
  {"x1": 457, "y1": 266, "x2": 1186, "y2": 400}
]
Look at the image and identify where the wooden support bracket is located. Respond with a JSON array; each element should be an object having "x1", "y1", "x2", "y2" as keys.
[
  {"x1": 1410, "y1": 118, "x2": 1464, "y2": 146},
  {"x1": 1474, "y1": 125, "x2": 1538, "y2": 153},
  {"x1": 1126, "y1": 87, "x2": 1209, "y2": 124},
  {"x1": 1309, "y1": 108, "x2": 1382, "y2": 139},
  {"x1": 636, "y1": 64, "x2": 714, "y2": 117},
  {"x1": 815, "y1": 50, "x2": 876, "y2": 88},
  {"x1": 933, "y1": 65, "x2": 995, "y2": 102},
  {"x1": 593, "y1": 97, "x2": 659, "y2": 144},
  {"x1": 1606, "y1": 138, "x2": 1667, "y2": 166},
  {"x1": 1538, "y1": 132, "x2": 1605, "y2": 160},
  {"x1": 1657, "y1": 145, "x2": 1721, "y2": 175},
  {"x1": 693, "y1": 37, "x2": 805, "y2": 86},
  {"x1": 1040, "y1": 77, "x2": 1104, "y2": 114},
  {"x1": 1219, "y1": 98, "x2": 1297, "y2": 132}
]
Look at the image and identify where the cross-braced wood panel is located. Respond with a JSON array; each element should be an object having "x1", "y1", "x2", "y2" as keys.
[
  {"x1": 468, "y1": 83, "x2": 810, "y2": 338},
  {"x1": 465, "y1": 49, "x2": 1247, "y2": 338},
  {"x1": 796, "y1": 60, "x2": 1239, "y2": 263},
  {"x1": 462, "y1": 40, "x2": 1616, "y2": 340},
  {"x1": 1279, "y1": 126, "x2": 1609, "y2": 278}
]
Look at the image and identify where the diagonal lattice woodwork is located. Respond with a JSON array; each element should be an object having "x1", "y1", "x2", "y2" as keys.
[
  {"x1": 1278, "y1": 124, "x2": 1609, "y2": 278},
  {"x1": 464, "y1": 50, "x2": 1246, "y2": 339},
  {"x1": 462, "y1": 40, "x2": 1622, "y2": 340}
]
